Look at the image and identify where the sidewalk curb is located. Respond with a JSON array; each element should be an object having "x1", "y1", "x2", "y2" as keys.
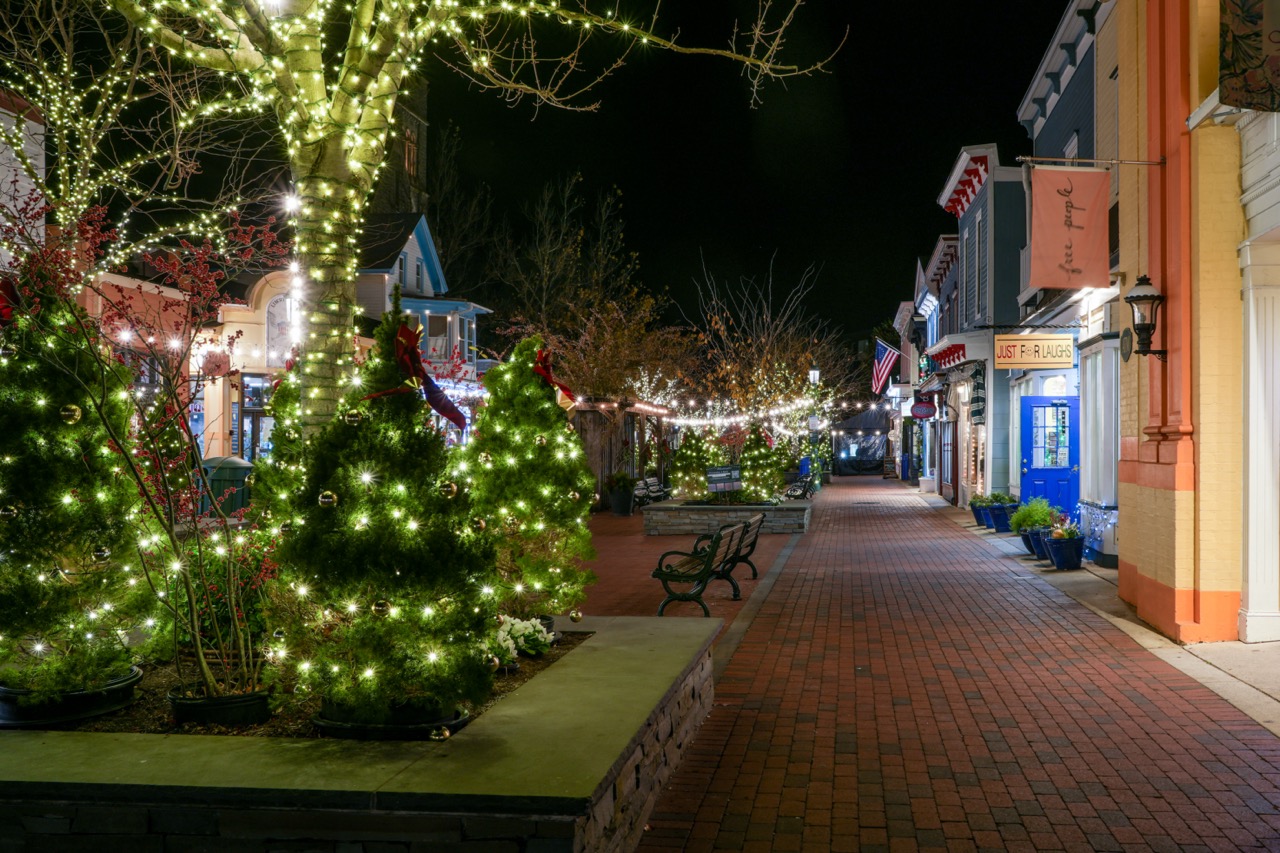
[
  {"x1": 711, "y1": 532, "x2": 802, "y2": 682},
  {"x1": 915, "y1": 486, "x2": 1280, "y2": 738}
]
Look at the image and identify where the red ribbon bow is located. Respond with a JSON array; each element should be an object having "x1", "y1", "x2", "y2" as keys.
[
  {"x1": 0, "y1": 278, "x2": 19, "y2": 327},
  {"x1": 533, "y1": 349, "x2": 575, "y2": 402}
]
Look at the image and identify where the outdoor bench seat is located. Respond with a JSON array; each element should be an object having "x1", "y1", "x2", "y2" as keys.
[
  {"x1": 693, "y1": 512, "x2": 766, "y2": 596},
  {"x1": 784, "y1": 474, "x2": 814, "y2": 500},
  {"x1": 652, "y1": 522, "x2": 745, "y2": 616},
  {"x1": 633, "y1": 476, "x2": 668, "y2": 506}
]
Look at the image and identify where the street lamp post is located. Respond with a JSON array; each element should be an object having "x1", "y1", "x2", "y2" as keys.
[{"x1": 808, "y1": 365, "x2": 820, "y2": 483}]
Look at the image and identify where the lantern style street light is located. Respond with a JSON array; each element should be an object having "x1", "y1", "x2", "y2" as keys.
[{"x1": 1124, "y1": 275, "x2": 1167, "y2": 360}]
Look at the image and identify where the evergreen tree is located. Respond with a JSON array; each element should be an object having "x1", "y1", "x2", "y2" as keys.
[
  {"x1": 739, "y1": 426, "x2": 783, "y2": 502},
  {"x1": 258, "y1": 294, "x2": 498, "y2": 723},
  {"x1": 453, "y1": 337, "x2": 596, "y2": 619},
  {"x1": 669, "y1": 427, "x2": 725, "y2": 501},
  {"x1": 0, "y1": 266, "x2": 148, "y2": 696}
]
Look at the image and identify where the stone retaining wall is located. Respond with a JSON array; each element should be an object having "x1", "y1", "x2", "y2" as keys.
[
  {"x1": 641, "y1": 499, "x2": 811, "y2": 535},
  {"x1": 0, "y1": 617, "x2": 717, "y2": 853}
]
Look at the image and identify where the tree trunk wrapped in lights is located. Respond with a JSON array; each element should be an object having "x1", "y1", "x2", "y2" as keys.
[
  {"x1": 256, "y1": 289, "x2": 499, "y2": 724},
  {"x1": 107, "y1": 0, "x2": 832, "y2": 426},
  {"x1": 452, "y1": 337, "x2": 596, "y2": 620}
]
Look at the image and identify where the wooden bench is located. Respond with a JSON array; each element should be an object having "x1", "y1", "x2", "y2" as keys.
[
  {"x1": 694, "y1": 513, "x2": 766, "y2": 591},
  {"x1": 652, "y1": 522, "x2": 745, "y2": 616},
  {"x1": 633, "y1": 476, "x2": 668, "y2": 506}
]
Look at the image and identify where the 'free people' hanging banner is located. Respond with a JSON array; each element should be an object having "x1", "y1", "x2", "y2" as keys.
[
  {"x1": 1029, "y1": 166, "x2": 1110, "y2": 290},
  {"x1": 1222, "y1": 0, "x2": 1280, "y2": 112}
]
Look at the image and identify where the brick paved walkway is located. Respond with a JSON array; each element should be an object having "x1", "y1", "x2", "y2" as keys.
[{"x1": 622, "y1": 478, "x2": 1280, "y2": 853}]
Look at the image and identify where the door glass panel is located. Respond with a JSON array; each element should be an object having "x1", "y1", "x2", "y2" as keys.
[{"x1": 1031, "y1": 404, "x2": 1071, "y2": 468}]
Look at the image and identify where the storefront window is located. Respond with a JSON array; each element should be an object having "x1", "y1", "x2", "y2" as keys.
[
  {"x1": 236, "y1": 374, "x2": 275, "y2": 462},
  {"x1": 1031, "y1": 403, "x2": 1071, "y2": 468}
]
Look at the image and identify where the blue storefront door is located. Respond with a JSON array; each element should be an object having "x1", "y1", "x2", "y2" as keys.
[{"x1": 1020, "y1": 396, "x2": 1079, "y2": 512}]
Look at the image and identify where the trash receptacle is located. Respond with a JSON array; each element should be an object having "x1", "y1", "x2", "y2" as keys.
[{"x1": 199, "y1": 456, "x2": 253, "y2": 516}]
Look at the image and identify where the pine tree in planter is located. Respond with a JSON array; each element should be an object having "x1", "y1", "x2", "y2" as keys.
[
  {"x1": 0, "y1": 270, "x2": 149, "y2": 703},
  {"x1": 669, "y1": 427, "x2": 725, "y2": 500},
  {"x1": 259, "y1": 298, "x2": 499, "y2": 732},
  {"x1": 739, "y1": 426, "x2": 782, "y2": 502},
  {"x1": 452, "y1": 337, "x2": 596, "y2": 620}
]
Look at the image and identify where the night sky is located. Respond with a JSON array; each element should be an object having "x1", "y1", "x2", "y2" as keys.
[{"x1": 425, "y1": 2, "x2": 1071, "y2": 340}]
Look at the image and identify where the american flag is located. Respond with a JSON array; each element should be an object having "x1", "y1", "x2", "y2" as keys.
[{"x1": 871, "y1": 338, "x2": 901, "y2": 395}]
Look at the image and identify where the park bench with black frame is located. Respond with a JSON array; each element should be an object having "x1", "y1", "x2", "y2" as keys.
[
  {"x1": 693, "y1": 513, "x2": 766, "y2": 597},
  {"x1": 633, "y1": 476, "x2": 668, "y2": 506},
  {"x1": 652, "y1": 522, "x2": 745, "y2": 616},
  {"x1": 784, "y1": 474, "x2": 815, "y2": 500}
]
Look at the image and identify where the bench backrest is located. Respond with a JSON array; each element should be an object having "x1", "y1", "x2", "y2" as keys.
[
  {"x1": 742, "y1": 513, "x2": 765, "y2": 543},
  {"x1": 711, "y1": 522, "x2": 746, "y2": 569}
]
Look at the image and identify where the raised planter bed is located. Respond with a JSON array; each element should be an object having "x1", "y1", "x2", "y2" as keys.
[
  {"x1": 0, "y1": 616, "x2": 717, "y2": 853},
  {"x1": 641, "y1": 498, "x2": 811, "y2": 535}
]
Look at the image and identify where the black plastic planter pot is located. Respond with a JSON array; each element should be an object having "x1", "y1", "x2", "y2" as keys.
[
  {"x1": 168, "y1": 684, "x2": 271, "y2": 726},
  {"x1": 313, "y1": 699, "x2": 471, "y2": 740},
  {"x1": 0, "y1": 666, "x2": 143, "y2": 729}
]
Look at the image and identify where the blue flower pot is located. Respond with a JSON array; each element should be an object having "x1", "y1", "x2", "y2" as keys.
[
  {"x1": 988, "y1": 504, "x2": 1017, "y2": 534},
  {"x1": 1027, "y1": 527, "x2": 1050, "y2": 560},
  {"x1": 969, "y1": 504, "x2": 985, "y2": 525},
  {"x1": 979, "y1": 506, "x2": 994, "y2": 529},
  {"x1": 1044, "y1": 536, "x2": 1084, "y2": 570},
  {"x1": 1018, "y1": 532, "x2": 1037, "y2": 555}
]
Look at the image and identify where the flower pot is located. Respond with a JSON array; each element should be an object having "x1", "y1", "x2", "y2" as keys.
[
  {"x1": 1018, "y1": 532, "x2": 1037, "y2": 556},
  {"x1": 969, "y1": 504, "x2": 985, "y2": 525},
  {"x1": 608, "y1": 487, "x2": 635, "y2": 517},
  {"x1": 0, "y1": 666, "x2": 143, "y2": 729},
  {"x1": 1044, "y1": 536, "x2": 1084, "y2": 571},
  {"x1": 313, "y1": 698, "x2": 471, "y2": 740},
  {"x1": 979, "y1": 506, "x2": 995, "y2": 529},
  {"x1": 1027, "y1": 527, "x2": 1051, "y2": 561},
  {"x1": 987, "y1": 504, "x2": 1016, "y2": 534},
  {"x1": 168, "y1": 684, "x2": 271, "y2": 726}
]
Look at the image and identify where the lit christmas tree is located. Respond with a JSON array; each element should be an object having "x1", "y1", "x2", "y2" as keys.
[
  {"x1": 669, "y1": 427, "x2": 726, "y2": 500},
  {"x1": 453, "y1": 337, "x2": 596, "y2": 620},
  {"x1": 259, "y1": 292, "x2": 499, "y2": 727},
  {"x1": 0, "y1": 260, "x2": 148, "y2": 698},
  {"x1": 739, "y1": 425, "x2": 782, "y2": 502}
]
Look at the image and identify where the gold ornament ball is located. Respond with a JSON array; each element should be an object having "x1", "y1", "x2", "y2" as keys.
[
  {"x1": 488, "y1": 655, "x2": 501, "y2": 671},
  {"x1": 569, "y1": 491, "x2": 580, "y2": 502},
  {"x1": 0, "y1": 505, "x2": 17, "y2": 520},
  {"x1": 535, "y1": 434, "x2": 547, "y2": 447},
  {"x1": 92, "y1": 547, "x2": 111, "y2": 563},
  {"x1": 372, "y1": 600, "x2": 391, "y2": 617},
  {"x1": 244, "y1": 473, "x2": 255, "y2": 488},
  {"x1": 479, "y1": 452, "x2": 492, "y2": 465},
  {"x1": 569, "y1": 608, "x2": 584, "y2": 623},
  {"x1": 0, "y1": 346, "x2": 15, "y2": 358},
  {"x1": 429, "y1": 727, "x2": 451, "y2": 742},
  {"x1": 279, "y1": 521, "x2": 293, "y2": 533},
  {"x1": 318, "y1": 490, "x2": 339, "y2": 508},
  {"x1": 273, "y1": 628, "x2": 286, "y2": 640},
  {"x1": 439, "y1": 482, "x2": 458, "y2": 499},
  {"x1": 343, "y1": 410, "x2": 363, "y2": 426},
  {"x1": 59, "y1": 404, "x2": 82, "y2": 425},
  {"x1": 471, "y1": 517, "x2": 487, "y2": 532}
]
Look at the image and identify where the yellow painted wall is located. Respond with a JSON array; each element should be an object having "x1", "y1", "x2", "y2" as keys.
[{"x1": 1190, "y1": 125, "x2": 1245, "y2": 595}]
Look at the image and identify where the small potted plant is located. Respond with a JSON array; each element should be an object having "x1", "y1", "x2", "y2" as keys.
[
  {"x1": 604, "y1": 470, "x2": 638, "y2": 516},
  {"x1": 1044, "y1": 513, "x2": 1084, "y2": 570},
  {"x1": 985, "y1": 492, "x2": 1019, "y2": 533},
  {"x1": 1009, "y1": 498, "x2": 1054, "y2": 556},
  {"x1": 968, "y1": 494, "x2": 991, "y2": 526}
]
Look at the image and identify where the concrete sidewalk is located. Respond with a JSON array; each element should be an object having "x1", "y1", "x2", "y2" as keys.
[{"x1": 611, "y1": 477, "x2": 1280, "y2": 852}]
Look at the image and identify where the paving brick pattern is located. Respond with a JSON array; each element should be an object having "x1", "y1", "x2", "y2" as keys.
[{"x1": 628, "y1": 478, "x2": 1280, "y2": 852}]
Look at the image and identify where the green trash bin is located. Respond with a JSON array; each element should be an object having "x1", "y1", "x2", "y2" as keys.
[{"x1": 199, "y1": 456, "x2": 253, "y2": 516}]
